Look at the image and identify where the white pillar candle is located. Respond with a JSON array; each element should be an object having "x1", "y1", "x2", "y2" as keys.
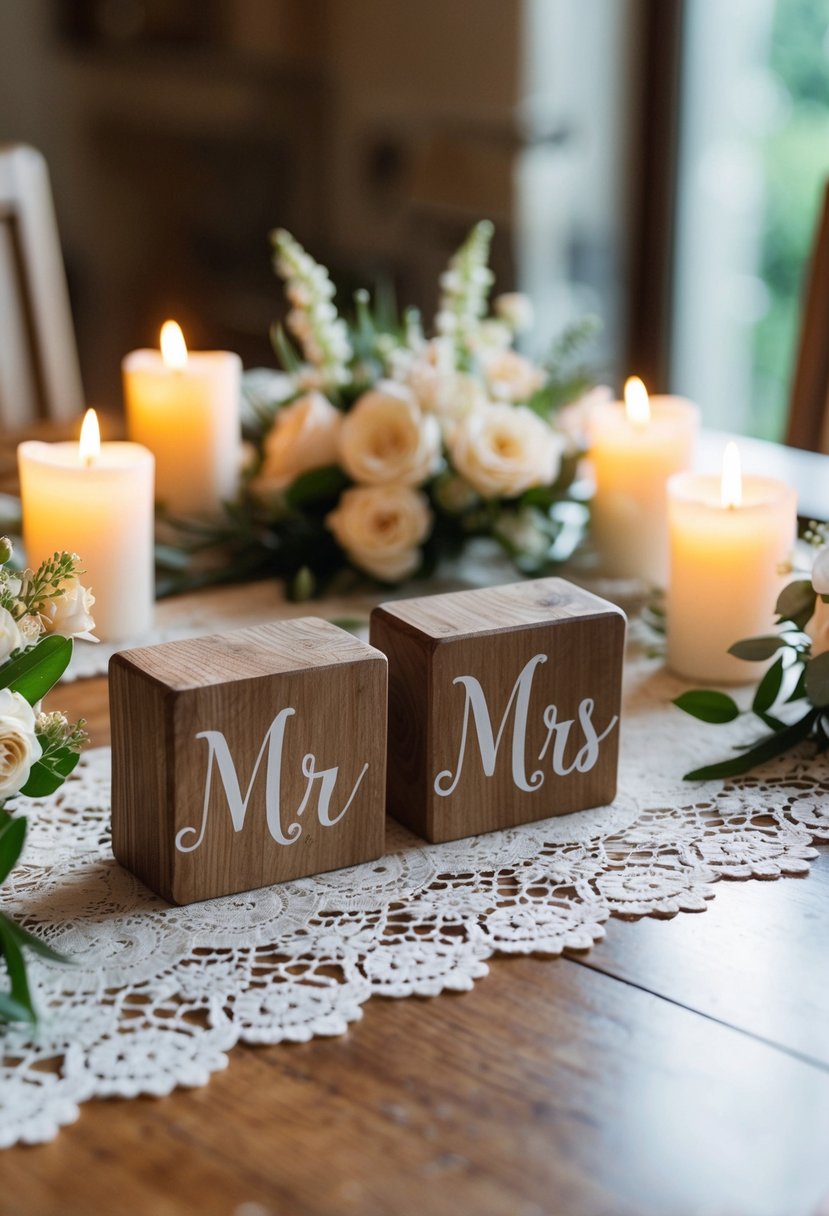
[
  {"x1": 18, "y1": 410, "x2": 155, "y2": 642},
  {"x1": 667, "y1": 444, "x2": 797, "y2": 684},
  {"x1": 589, "y1": 378, "x2": 699, "y2": 585},
  {"x1": 122, "y1": 321, "x2": 241, "y2": 518}
]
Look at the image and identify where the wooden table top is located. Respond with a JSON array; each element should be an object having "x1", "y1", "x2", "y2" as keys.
[
  {"x1": 4, "y1": 423, "x2": 829, "y2": 1215},
  {"x1": 7, "y1": 674, "x2": 827, "y2": 1216}
]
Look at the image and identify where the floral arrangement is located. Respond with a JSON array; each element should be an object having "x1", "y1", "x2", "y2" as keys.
[
  {"x1": 172, "y1": 221, "x2": 599, "y2": 598},
  {"x1": 674, "y1": 530, "x2": 829, "y2": 779},
  {"x1": 0, "y1": 545, "x2": 94, "y2": 1024}
]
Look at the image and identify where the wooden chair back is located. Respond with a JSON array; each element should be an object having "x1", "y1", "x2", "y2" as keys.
[
  {"x1": 786, "y1": 180, "x2": 829, "y2": 454},
  {"x1": 0, "y1": 144, "x2": 84, "y2": 426}
]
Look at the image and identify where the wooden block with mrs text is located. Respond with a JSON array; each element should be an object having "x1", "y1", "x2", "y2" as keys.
[
  {"x1": 370, "y1": 579, "x2": 626, "y2": 843},
  {"x1": 110, "y1": 619, "x2": 387, "y2": 905}
]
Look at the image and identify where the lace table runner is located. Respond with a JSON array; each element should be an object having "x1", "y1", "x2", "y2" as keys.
[{"x1": 3, "y1": 646, "x2": 828, "y2": 1148}]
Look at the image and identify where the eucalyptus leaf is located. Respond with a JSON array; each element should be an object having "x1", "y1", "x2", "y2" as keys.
[
  {"x1": 753, "y1": 654, "x2": 785, "y2": 715},
  {"x1": 0, "y1": 636, "x2": 73, "y2": 705},
  {"x1": 673, "y1": 689, "x2": 740, "y2": 724},
  {"x1": 0, "y1": 814, "x2": 25, "y2": 884},
  {"x1": 728, "y1": 635, "x2": 788, "y2": 662},
  {"x1": 684, "y1": 709, "x2": 818, "y2": 780},
  {"x1": 805, "y1": 651, "x2": 829, "y2": 708},
  {"x1": 775, "y1": 579, "x2": 817, "y2": 629}
]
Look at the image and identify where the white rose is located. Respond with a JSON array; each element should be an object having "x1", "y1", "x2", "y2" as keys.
[
  {"x1": 494, "y1": 292, "x2": 534, "y2": 333},
  {"x1": 253, "y1": 392, "x2": 342, "y2": 494},
  {"x1": 806, "y1": 597, "x2": 829, "y2": 657},
  {"x1": 805, "y1": 546, "x2": 829, "y2": 656},
  {"x1": 483, "y1": 349, "x2": 546, "y2": 403},
  {"x1": 339, "y1": 383, "x2": 441, "y2": 487},
  {"x1": 326, "y1": 484, "x2": 432, "y2": 582},
  {"x1": 0, "y1": 689, "x2": 42, "y2": 799},
  {"x1": 0, "y1": 606, "x2": 23, "y2": 663},
  {"x1": 812, "y1": 546, "x2": 829, "y2": 595},
  {"x1": 41, "y1": 576, "x2": 97, "y2": 641},
  {"x1": 448, "y1": 404, "x2": 564, "y2": 499}
]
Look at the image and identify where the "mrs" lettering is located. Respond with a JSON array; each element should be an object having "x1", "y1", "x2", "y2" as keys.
[
  {"x1": 433, "y1": 654, "x2": 618, "y2": 797},
  {"x1": 175, "y1": 709, "x2": 369, "y2": 853}
]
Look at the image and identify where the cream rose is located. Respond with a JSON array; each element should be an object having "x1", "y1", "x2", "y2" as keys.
[
  {"x1": 41, "y1": 576, "x2": 96, "y2": 641},
  {"x1": 483, "y1": 350, "x2": 546, "y2": 403},
  {"x1": 0, "y1": 689, "x2": 42, "y2": 799},
  {"x1": 448, "y1": 404, "x2": 564, "y2": 499},
  {"x1": 0, "y1": 606, "x2": 23, "y2": 663},
  {"x1": 326, "y1": 484, "x2": 432, "y2": 581},
  {"x1": 254, "y1": 392, "x2": 342, "y2": 493},
  {"x1": 339, "y1": 383, "x2": 441, "y2": 487},
  {"x1": 805, "y1": 546, "x2": 829, "y2": 656}
]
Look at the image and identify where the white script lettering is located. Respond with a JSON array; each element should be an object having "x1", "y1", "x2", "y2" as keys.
[
  {"x1": 175, "y1": 709, "x2": 368, "y2": 853},
  {"x1": 433, "y1": 654, "x2": 618, "y2": 797}
]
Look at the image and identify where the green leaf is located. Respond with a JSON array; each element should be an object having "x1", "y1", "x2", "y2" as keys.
[
  {"x1": 0, "y1": 635, "x2": 73, "y2": 705},
  {"x1": 20, "y1": 747, "x2": 80, "y2": 798},
  {"x1": 775, "y1": 579, "x2": 817, "y2": 629},
  {"x1": 269, "y1": 322, "x2": 302, "y2": 373},
  {"x1": 285, "y1": 465, "x2": 349, "y2": 509},
  {"x1": 0, "y1": 914, "x2": 68, "y2": 964},
  {"x1": 673, "y1": 689, "x2": 740, "y2": 724},
  {"x1": 728, "y1": 635, "x2": 788, "y2": 662},
  {"x1": 684, "y1": 709, "x2": 818, "y2": 780},
  {"x1": 805, "y1": 651, "x2": 829, "y2": 708},
  {"x1": 0, "y1": 990, "x2": 33, "y2": 1023},
  {"x1": 753, "y1": 654, "x2": 785, "y2": 715},
  {"x1": 0, "y1": 814, "x2": 25, "y2": 884},
  {"x1": 0, "y1": 914, "x2": 35, "y2": 1021}
]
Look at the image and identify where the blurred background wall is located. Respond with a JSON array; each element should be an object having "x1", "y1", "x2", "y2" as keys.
[{"x1": 0, "y1": 0, "x2": 827, "y2": 439}]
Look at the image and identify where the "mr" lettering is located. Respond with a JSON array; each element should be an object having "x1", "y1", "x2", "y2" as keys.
[{"x1": 175, "y1": 708, "x2": 369, "y2": 853}]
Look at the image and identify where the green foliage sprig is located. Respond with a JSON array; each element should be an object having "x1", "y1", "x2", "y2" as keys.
[
  {"x1": 674, "y1": 566, "x2": 829, "y2": 781},
  {"x1": 0, "y1": 547, "x2": 92, "y2": 1025}
]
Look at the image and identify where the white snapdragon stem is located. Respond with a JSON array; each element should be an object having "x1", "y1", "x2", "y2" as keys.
[
  {"x1": 271, "y1": 229, "x2": 352, "y2": 390},
  {"x1": 435, "y1": 220, "x2": 495, "y2": 364}
]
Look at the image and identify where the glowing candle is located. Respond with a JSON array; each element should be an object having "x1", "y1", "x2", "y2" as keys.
[
  {"x1": 666, "y1": 444, "x2": 797, "y2": 684},
  {"x1": 588, "y1": 378, "x2": 699, "y2": 585},
  {"x1": 122, "y1": 321, "x2": 241, "y2": 517},
  {"x1": 18, "y1": 410, "x2": 155, "y2": 642}
]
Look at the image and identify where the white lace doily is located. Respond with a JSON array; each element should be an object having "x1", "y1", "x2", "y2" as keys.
[{"x1": 2, "y1": 645, "x2": 828, "y2": 1148}]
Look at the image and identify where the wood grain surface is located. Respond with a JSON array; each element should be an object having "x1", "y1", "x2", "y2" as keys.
[
  {"x1": 110, "y1": 620, "x2": 387, "y2": 903},
  {"x1": 372, "y1": 579, "x2": 625, "y2": 842}
]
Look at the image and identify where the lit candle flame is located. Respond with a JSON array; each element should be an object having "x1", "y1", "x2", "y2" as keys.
[
  {"x1": 624, "y1": 376, "x2": 651, "y2": 426},
  {"x1": 160, "y1": 320, "x2": 188, "y2": 371},
  {"x1": 720, "y1": 441, "x2": 742, "y2": 509},
  {"x1": 78, "y1": 408, "x2": 101, "y2": 468}
]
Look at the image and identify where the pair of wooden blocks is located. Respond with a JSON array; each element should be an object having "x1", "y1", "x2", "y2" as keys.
[{"x1": 111, "y1": 579, "x2": 626, "y2": 905}]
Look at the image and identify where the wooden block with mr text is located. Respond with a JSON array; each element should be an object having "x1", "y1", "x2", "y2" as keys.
[
  {"x1": 370, "y1": 578, "x2": 625, "y2": 843},
  {"x1": 110, "y1": 618, "x2": 387, "y2": 905}
]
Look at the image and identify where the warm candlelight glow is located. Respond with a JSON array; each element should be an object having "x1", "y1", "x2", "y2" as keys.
[
  {"x1": 78, "y1": 408, "x2": 101, "y2": 467},
  {"x1": 624, "y1": 376, "x2": 651, "y2": 426},
  {"x1": 160, "y1": 320, "x2": 188, "y2": 371},
  {"x1": 720, "y1": 441, "x2": 742, "y2": 509}
]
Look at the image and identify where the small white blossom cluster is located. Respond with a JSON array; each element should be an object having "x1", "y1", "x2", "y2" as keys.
[
  {"x1": 249, "y1": 222, "x2": 595, "y2": 586},
  {"x1": 272, "y1": 229, "x2": 352, "y2": 389},
  {"x1": 0, "y1": 546, "x2": 93, "y2": 810}
]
